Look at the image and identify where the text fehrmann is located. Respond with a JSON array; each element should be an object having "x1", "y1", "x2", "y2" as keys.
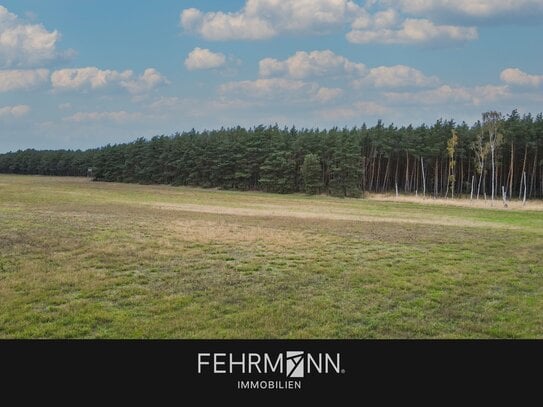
[{"x1": 197, "y1": 351, "x2": 342, "y2": 391}]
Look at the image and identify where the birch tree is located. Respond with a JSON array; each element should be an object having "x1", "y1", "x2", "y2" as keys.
[
  {"x1": 472, "y1": 125, "x2": 489, "y2": 200},
  {"x1": 447, "y1": 130, "x2": 459, "y2": 199},
  {"x1": 482, "y1": 111, "x2": 503, "y2": 203}
]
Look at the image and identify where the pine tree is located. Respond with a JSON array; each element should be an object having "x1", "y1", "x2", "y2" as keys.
[
  {"x1": 259, "y1": 151, "x2": 295, "y2": 194},
  {"x1": 2, "y1": 116, "x2": 542, "y2": 200},
  {"x1": 301, "y1": 154, "x2": 322, "y2": 195},
  {"x1": 329, "y1": 131, "x2": 361, "y2": 198}
]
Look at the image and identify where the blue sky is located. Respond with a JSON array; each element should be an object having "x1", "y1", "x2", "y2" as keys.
[{"x1": 0, "y1": 0, "x2": 542, "y2": 152}]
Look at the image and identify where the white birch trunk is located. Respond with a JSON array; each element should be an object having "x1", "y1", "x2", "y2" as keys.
[
  {"x1": 420, "y1": 157, "x2": 426, "y2": 198},
  {"x1": 523, "y1": 171, "x2": 527, "y2": 206}
]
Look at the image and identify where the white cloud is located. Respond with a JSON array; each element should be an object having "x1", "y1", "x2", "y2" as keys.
[
  {"x1": 385, "y1": 86, "x2": 468, "y2": 104},
  {"x1": 0, "y1": 6, "x2": 61, "y2": 67},
  {"x1": 369, "y1": 8, "x2": 400, "y2": 28},
  {"x1": 259, "y1": 50, "x2": 366, "y2": 79},
  {"x1": 180, "y1": 1, "x2": 482, "y2": 46},
  {"x1": 380, "y1": 0, "x2": 543, "y2": 20},
  {"x1": 179, "y1": 0, "x2": 537, "y2": 48},
  {"x1": 314, "y1": 87, "x2": 343, "y2": 102},
  {"x1": 0, "y1": 104, "x2": 30, "y2": 118},
  {"x1": 219, "y1": 77, "x2": 339, "y2": 103},
  {"x1": 500, "y1": 68, "x2": 543, "y2": 87},
  {"x1": 473, "y1": 85, "x2": 511, "y2": 104},
  {"x1": 180, "y1": 0, "x2": 363, "y2": 40},
  {"x1": 181, "y1": 7, "x2": 275, "y2": 40},
  {"x1": 0, "y1": 68, "x2": 49, "y2": 92},
  {"x1": 51, "y1": 67, "x2": 131, "y2": 90},
  {"x1": 347, "y1": 18, "x2": 478, "y2": 45},
  {"x1": 63, "y1": 111, "x2": 142, "y2": 123},
  {"x1": 51, "y1": 67, "x2": 168, "y2": 94},
  {"x1": 121, "y1": 68, "x2": 169, "y2": 94},
  {"x1": 354, "y1": 65, "x2": 439, "y2": 88},
  {"x1": 259, "y1": 50, "x2": 438, "y2": 89},
  {"x1": 180, "y1": 8, "x2": 204, "y2": 31},
  {"x1": 185, "y1": 47, "x2": 226, "y2": 70},
  {"x1": 384, "y1": 84, "x2": 510, "y2": 106}
]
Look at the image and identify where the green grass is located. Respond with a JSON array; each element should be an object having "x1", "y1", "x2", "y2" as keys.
[{"x1": 1, "y1": 174, "x2": 542, "y2": 338}]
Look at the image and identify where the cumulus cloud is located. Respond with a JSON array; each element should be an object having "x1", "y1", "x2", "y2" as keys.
[
  {"x1": 352, "y1": 8, "x2": 399, "y2": 30},
  {"x1": 0, "y1": 69, "x2": 49, "y2": 92},
  {"x1": 180, "y1": 1, "x2": 481, "y2": 46},
  {"x1": 0, "y1": 6, "x2": 61, "y2": 67},
  {"x1": 0, "y1": 104, "x2": 30, "y2": 118},
  {"x1": 354, "y1": 65, "x2": 439, "y2": 88},
  {"x1": 51, "y1": 67, "x2": 131, "y2": 90},
  {"x1": 63, "y1": 111, "x2": 142, "y2": 123},
  {"x1": 51, "y1": 67, "x2": 168, "y2": 94},
  {"x1": 181, "y1": 7, "x2": 275, "y2": 40},
  {"x1": 121, "y1": 68, "x2": 169, "y2": 94},
  {"x1": 380, "y1": 0, "x2": 543, "y2": 20},
  {"x1": 259, "y1": 50, "x2": 366, "y2": 79},
  {"x1": 347, "y1": 18, "x2": 478, "y2": 45},
  {"x1": 259, "y1": 50, "x2": 438, "y2": 89},
  {"x1": 314, "y1": 87, "x2": 343, "y2": 102},
  {"x1": 500, "y1": 68, "x2": 543, "y2": 87},
  {"x1": 185, "y1": 47, "x2": 226, "y2": 70},
  {"x1": 219, "y1": 77, "x2": 341, "y2": 103},
  {"x1": 180, "y1": 0, "x2": 534, "y2": 46},
  {"x1": 180, "y1": 0, "x2": 363, "y2": 40}
]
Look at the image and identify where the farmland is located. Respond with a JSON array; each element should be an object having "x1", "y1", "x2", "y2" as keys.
[{"x1": 0, "y1": 175, "x2": 542, "y2": 338}]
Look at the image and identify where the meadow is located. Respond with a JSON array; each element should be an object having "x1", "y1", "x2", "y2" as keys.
[{"x1": 0, "y1": 174, "x2": 542, "y2": 338}]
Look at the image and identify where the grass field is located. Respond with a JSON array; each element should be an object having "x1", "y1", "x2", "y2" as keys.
[{"x1": 1, "y1": 175, "x2": 542, "y2": 338}]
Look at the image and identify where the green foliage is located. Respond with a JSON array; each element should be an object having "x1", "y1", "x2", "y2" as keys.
[
  {"x1": 0, "y1": 111, "x2": 542, "y2": 199},
  {"x1": 301, "y1": 153, "x2": 322, "y2": 195},
  {"x1": 447, "y1": 130, "x2": 459, "y2": 196},
  {"x1": 328, "y1": 131, "x2": 362, "y2": 198},
  {"x1": 259, "y1": 151, "x2": 295, "y2": 194}
]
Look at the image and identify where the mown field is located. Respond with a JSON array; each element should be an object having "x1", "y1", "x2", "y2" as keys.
[{"x1": 0, "y1": 175, "x2": 542, "y2": 338}]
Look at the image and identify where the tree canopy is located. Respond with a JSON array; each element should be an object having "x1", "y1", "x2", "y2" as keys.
[{"x1": 1, "y1": 110, "x2": 542, "y2": 199}]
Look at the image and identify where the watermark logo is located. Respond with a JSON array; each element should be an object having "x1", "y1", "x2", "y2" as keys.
[
  {"x1": 197, "y1": 350, "x2": 343, "y2": 391},
  {"x1": 286, "y1": 351, "x2": 305, "y2": 378}
]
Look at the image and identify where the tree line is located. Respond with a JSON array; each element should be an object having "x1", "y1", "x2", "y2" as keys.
[{"x1": 1, "y1": 110, "x2": 542, "y2": 200}]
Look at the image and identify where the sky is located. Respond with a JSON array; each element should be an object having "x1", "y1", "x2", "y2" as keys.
[{"x1": 0, "y1": 0, "x2": 542, "y2": 152}]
